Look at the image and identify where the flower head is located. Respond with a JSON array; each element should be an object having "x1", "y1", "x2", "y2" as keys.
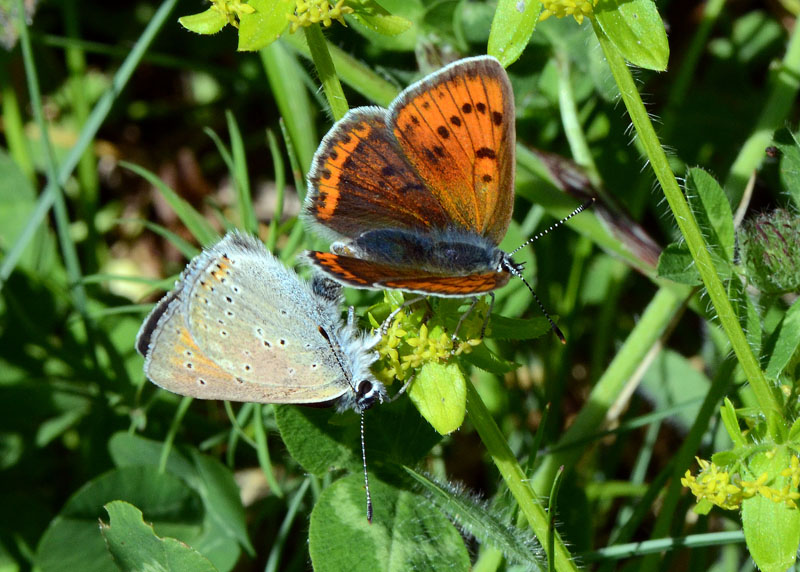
[
  {"x1": 371, "y1": 296, "x2": 486, "y2": 385},
  {"x1": 539, "y1": 0, "x2": 598, "y2": 24},
  {"x1": 289, "y1": 0, "x2": 354, "y2": 32},
  {"x1": 683, "y1": 455, "x2": 800, "y2": 511}
]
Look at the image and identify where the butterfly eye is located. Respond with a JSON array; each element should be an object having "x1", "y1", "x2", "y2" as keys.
[{"x1": 356, "y1": 380, "x2": 379, "y2": 410}]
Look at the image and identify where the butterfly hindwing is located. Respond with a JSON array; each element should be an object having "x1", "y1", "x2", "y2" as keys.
[{"x1": 307, "y1": 251, "x2": 510, "y2": 296}]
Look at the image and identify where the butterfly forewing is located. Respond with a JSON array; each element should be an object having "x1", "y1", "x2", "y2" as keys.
[
  {"x1": 305, "y1": 111, "x2": 452, "y2": 240},
  {"x1": 390, "y1": 56, "x2": 515, "y2": 244}
]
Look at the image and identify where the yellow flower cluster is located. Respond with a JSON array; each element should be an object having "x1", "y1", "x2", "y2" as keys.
[
  {"x1": 372, "y1": 301, "x2": 484, "y2": 384},
  {"x1": 539, "y1": 0, "x2": 598, "y2": 24},
  {"x1": 289, "y1": 0, "x2": 354, "y2": 32},
  {"x1": 682, "y1": 456, "x2": 800, "y2": 510},
  {"x1": 210, "y1": 0, "x2": 255, "y2": 28}
]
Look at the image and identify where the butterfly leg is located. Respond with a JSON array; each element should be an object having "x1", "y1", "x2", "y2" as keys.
[
  {"x1": 451, "y1": 297, "x2": 477, "y2": 345},
  {"x1": 450, "y1": 293, "x2": 494, "y2": 353},
  {"x1": 378, "y1": 295, "x2": 427, "y2": 338},
  {"x1": 389, "y1": 375, "x2": 415, "y2": 402}
]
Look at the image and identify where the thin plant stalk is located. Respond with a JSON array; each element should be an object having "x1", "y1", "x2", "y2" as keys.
[
  {"x1": 591, "y1": 20, "x2": 782, "y2": 421},
  {"x1": 466, "y1": 379, "x2": 578, "y2": 572},
  {"x1": 303, "y1": 23, "x2": 349, "y2": 121}
]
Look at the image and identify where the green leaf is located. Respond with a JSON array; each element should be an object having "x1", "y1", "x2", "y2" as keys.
[
  {"x1": 275, "y1": 397, "x2": 440, "y2": 475},
  {"x1": 594, "y1": 0, "x2": 669, "y2": 71},
  {"x1": 486, "y1": 314, "x2": 551, "y2": 340},
  {"x1": 190, "y1": 451, "x2": 255, "y2": 557},
  {"x1": 692, "y1": 498, "x2": 714, "y2": 515},
  {"x1": 100, "y1": 501, "x2": 217, "y2": 572},
  {"x1": 35, "y1": 403, "x2": 89, "y2": 447},
  {"x1": 107, "y1": 434, "x2": 253, "y2": 565},
  {"x1": 685, "y1": 167, "x2": 734, "y2": 278},
  {"x1": 728, "y1": 275, "x2": 761, "y2": 356},
  {"x1": 741, "y1": 448, "x2": 800, "y2": 572},
  {"x1": 408, "y1": 362, "x2": 466, "y2": 435},
  {"x1": 487, "y1": 0, "x2": 542, "y2": 67},
  {"x1": 657, "y1": 243, "x2": 701, "y2": 285},
  {"x1": 773, "y1": 127, "x2": 800, "y2": 210},
  {"x1": 789, "y1": 416, "x2": 800, "y2": 442},
  {"x1": 179, "y1": 8, "x2": 229, "y2": 35},
  {"x1": 640, "y1": 349, "x2": 711, "y2": 432},
  {"x1": 405, "y1": 468, "x2": 544, "y2": 569},
  {"x1": 36, "y1": 467, "x2": 205, "y2": 572},
  {"x1": 350, "y1": 0, "x2": 412, "y2": 36},
  {"x1": 309, "y1": 474, "x2": 470, "y2": 571},
  {"x1": 763, "y1": 298, "x2": 800, "y2": 381},
  {"x1": 275, "y1": 406, "x2": 365, "y2": 475},
  {"x1": 462, "y1": 343, "x2": 520, "y2": 374},
  {"x1": 108, "y1": 432, "x2": 195, "y2": 480},
  {"x1": 346, "y1": 0, "x2": 420, "y2": 51},
  {"x1": 238, "y1": 0, "x2": 293, "y2": 51},
  {"x1": 719, "y1": 398, "x2": 747, "y2": 448},
  {"x1": 711, "y1": 450, "x2": 740, "y2": 467},
  {"x1": 224, "y1": 111, "x2": 258, "y2": 233},
  {"x1": 259, "y1": 41, "x2": 318, "y2": 173}
]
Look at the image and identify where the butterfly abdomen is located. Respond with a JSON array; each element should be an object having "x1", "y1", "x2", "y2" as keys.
[{"x1": 335, "y1": 228, "x2": 501, "y2": 275}]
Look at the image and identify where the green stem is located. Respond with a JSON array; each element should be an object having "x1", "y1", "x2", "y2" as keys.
[
  {"x1": 225, "y1": 110, "x2": 258, "y2": 233},
  {"x1": 724, "y1": 20, "x2": 800, "y2": 207},
  {"x1": 266, "y1": 129, "x2": 287, "y2": 253},
  {"x1": 0, "y1": 64, "x2": 34, "y2": 181},
  {"x1": 265, "y1": 477, "x2": 311, "y2": 572},
  {"x1": 554, "y1": 51, "x2": 601, "y2": 187},
  {"x1": 581, "y1": 531, "x2": 745, "y2": 561},
  {"x1": 158, "y1": 396, "x2": 193, "y2": 473},
  {"x1": 260, "y1": 41, "x2": 317, "y2": 172},
  {"x1": 277, "y1": 119, "x2": 309, "y2": 263},
  {"x1": 547, "y1": 467, "x2": 565, "y2": 572},
  {"x1": 592, "y1": 21, "x2": 782, "y2": 420},
  {"x1": 17, "y1": 0, "x2": 98, "y2": 365},
  {"x1": 466, "y1": 380, "x2": 578, "y2": 572},
  {"x1": 65, "y1": 0, "x2": 100, "y2": 262},
  {"x1": 282, "y1": 32, "x2": 399, "y2": 107},
  {"x1": 303, "y1": 24, "x2": 349, "y2": 121},
  {"x1": 253, "y1": 404, "x2": 283, "y2": 498}
]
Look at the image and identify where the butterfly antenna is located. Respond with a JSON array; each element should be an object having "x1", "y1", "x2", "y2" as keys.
[
  {"x1": 509, "y1": 198, "x2": 595, "y2": 257},
  {"x1": 505, "y1": 263, "x2": 566, "y2": 344},
  {"x1": 360, "y1": 412, "x2": 374, "y2": 523}
]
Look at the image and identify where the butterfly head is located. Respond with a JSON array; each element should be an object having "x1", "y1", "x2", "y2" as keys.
[{"x1": 355, "y1": 379, "x2": 386, "y2": 412}]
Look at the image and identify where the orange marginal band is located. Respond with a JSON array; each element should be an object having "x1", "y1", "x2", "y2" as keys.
[
  {"x1": 308, "y1": 251, "x2": 510, "y2": 295},
  {"x1": 314, "y1": 121, "x2": 372, "y2": 221}
]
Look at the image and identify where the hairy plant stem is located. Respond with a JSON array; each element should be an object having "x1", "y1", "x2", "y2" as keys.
[{"x1": 592, "y1": 20, "x2": 782, "y2": 422}]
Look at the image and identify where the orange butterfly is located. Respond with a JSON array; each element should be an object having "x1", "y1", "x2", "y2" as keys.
[{"x1": 302, "y1": 56, "x2": 589, "y2": 340}]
